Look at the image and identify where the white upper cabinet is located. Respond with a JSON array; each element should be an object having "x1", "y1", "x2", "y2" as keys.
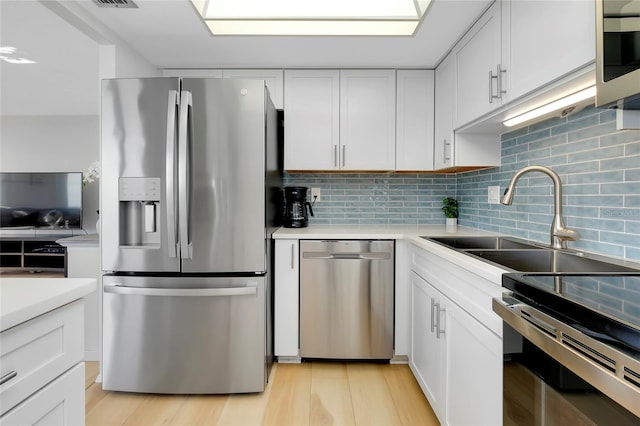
[
  {"x1": 339, "y1": 69, "x2": 396, "y2": 171},
  {"x1": 502, "y1": 0, "x2": 595, "y2": 102},
  {"x1": 284, "y1": 70, "x2": 340, "y2": 170},
  {"x1": 454, "y1": 0, "x2": 596, "y2": 128},
  {"x1": 454, "y1": 1, "x2": 503, "y2": 128},
  {"x1": 284, "y1": 69, "x2": 396, "y2": 171},
  {"x1": 435, "y1": 51, "x2": 500, "y2": 170},
  {"x1": 222, "y1": 69, "x2": 284, "y2": 109},
  {"x1": 434, "y1": 53, "x2": 455, "y2": 170},
  {"x1": 396, "y1": 70, "x2": 435, "y2": 171}
]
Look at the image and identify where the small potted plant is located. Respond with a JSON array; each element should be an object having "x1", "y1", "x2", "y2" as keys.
[{"x1": 442, "y1": 197, "x2": 458, "y2": 232}]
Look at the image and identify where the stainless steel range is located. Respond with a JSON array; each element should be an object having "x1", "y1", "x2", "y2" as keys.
[{"x1": 493, "y1": 273, "x2": 640, "y2": 422}]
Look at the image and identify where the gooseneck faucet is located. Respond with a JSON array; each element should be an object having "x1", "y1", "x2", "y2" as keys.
[{"x1": 501, "y1": 165, "x2": 579, "y2": 249}]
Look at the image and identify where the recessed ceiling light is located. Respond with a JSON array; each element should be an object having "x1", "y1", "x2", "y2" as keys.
[
  {"x1": 189, "y1": 0, "x2": 432, "y2": 36},
  {"x1": 0, "y1": 47, "x2": 36, "y2": 64}
]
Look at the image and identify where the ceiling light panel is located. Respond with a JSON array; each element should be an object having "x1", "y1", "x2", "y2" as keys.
[
  {"x1": 201, "y1": 0, "x2": 418, "y2": 19},
  {"x1": 190, "y1": 0, "x2": 429, "y2": 36},
  {"x1": 206, "y1": 20, "x2": 420, "y2": 36}
]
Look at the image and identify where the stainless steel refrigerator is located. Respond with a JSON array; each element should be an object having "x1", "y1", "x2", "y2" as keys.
[{"x1": 100, "y1": 77, "x2": 281, "y2": 394}]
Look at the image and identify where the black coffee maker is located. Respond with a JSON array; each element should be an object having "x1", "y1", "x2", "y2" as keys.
[{"x1": 283, "y1": 186, "x2": 314, "y2": 228}]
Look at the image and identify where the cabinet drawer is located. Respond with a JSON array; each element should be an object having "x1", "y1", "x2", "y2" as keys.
[
  {"x1": 0, "y1": 300, "x2": 83, "y2": 416},
  {"x1": 0, "y1": 363, "x2": 84, "y2": 426}
]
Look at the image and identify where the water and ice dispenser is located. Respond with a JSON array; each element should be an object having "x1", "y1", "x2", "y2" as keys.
[{"x1": 118, "y1": 177, "x2": 161, "y2": 247}]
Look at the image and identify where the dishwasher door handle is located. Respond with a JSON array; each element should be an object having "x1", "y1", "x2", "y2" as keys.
[{"x1": 302, "y1": 252, "x2": 391, "y2": 260}]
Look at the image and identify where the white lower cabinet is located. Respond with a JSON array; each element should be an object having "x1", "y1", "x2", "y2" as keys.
[
  {"x1": 0, "y1": 300, "x2": 85, "y2": 425},
  {"x1": 444, "y1": 295, "x2": 502, "y2": 426},
  {"x1": 409, "y1": 245, "x2": 503, "y2": 425},
  {"x1": 66, "y1": 244, "x2": 101, "y2": 361},
  {"x1": 410, "y1": 271, "x2": 446, "y2": 420},
  {"x1": 0, "y1": 363, "x2": 84, "y2": 426},
  {"x1": 274, "y1": 239, "x2": 300, "y2": 358}
]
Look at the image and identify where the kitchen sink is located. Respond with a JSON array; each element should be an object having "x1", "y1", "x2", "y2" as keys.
[
  {"x1": 465, "y1": 249, "x2": 639, "y2": 273},
  {"x1": 424, "y1": 236, "x2": 545, "y2": 250}
]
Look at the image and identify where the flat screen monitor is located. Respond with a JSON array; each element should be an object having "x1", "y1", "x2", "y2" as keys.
[{"x1": 0, "y1": 172, "x2": 83, "y2": 229}]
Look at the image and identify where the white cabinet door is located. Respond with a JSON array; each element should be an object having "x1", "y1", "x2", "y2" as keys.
[
  {"x1": 222, "y1": 69, "x2": 284, "y2": 109},
  {"x1": 66, "y1": 245, "x2": 101, "y2": 361},
  {"x1": 434, "y1": 52, "x2": 501, "y2": 171},
  {"x1": 274, "y1": 239, "x2": 300, "y2": 358},
  {"x1": 0, "y1": 300, "x2": 83, "y2": 416},
  {"x1": 394, "y1": 240, "x2": 410, "y2": 357},
  {"x1": 284, "y1": 70, "x2": 340, "y2": 170},
  {"x1": 445, "y1": 299, "x2": 502, "y2": 426},
  {"x1": 455, "y1": 1, "x2": 503, "y2": 127},
  {"x1": 395, "y1": 70, "x2": 435, "y2": 171},
  {"x1": 0, "y1": 363, "x2": 85, "y2": 426},
  {"x1": 503, "y1": 0, "x2": 595, "y2": 102},
  {"x1": 434, "y1": 53, "x2": 455, "y2": 170},
  {"x1": 409, "y1": 271, "x2": 445, "y2": 421},
  {"x1": 340, "y1": 69, "x2": 396, "y2": 170}
]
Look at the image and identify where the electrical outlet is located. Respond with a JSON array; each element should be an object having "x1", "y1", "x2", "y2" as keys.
[
  {"x1": 488, "y1": 186, "x2": 501, "y2": 204},
  {"x1": 311, "y1": 187, "x2": 321, "y2": 202}
]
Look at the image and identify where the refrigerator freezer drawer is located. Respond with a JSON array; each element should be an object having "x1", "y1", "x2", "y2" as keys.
[{"x1": 102, "y1": 275, "x2": 266, "y2": 394}]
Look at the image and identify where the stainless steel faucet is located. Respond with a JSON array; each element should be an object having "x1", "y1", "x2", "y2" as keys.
[{"x1": 501, "y1": 165, "x2": 579, "y2": 249}]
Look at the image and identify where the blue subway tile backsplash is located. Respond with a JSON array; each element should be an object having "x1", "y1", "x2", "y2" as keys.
[{"x1": 284, "y1": 105, "x2": 640, "y2": 260}]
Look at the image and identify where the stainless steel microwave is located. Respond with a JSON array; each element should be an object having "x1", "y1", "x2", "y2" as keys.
[{"x1": 596, "y1": 0, "x2": 640, "y2": 109}]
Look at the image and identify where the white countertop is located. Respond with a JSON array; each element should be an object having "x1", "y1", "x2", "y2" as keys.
[
  {"x1": 273, "y1": 224, "x2": 497, "y2": 240},
  {"x1": 273, "y1": 225, "x2": 511, "y2": 284},
  {"x1": 56, "y1": 233, "x2": 99, "y2": 247},
  {"x1": 0, "y1": 278, "x2": 97, "y2": 332}
]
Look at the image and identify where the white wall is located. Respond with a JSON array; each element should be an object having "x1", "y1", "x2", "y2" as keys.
[
  {"x1": 0, "y1": 115, "x2": 100, "y2": 231},
  {"x1": 0, "y1": 1, "x2": 160, "y2": 233}
]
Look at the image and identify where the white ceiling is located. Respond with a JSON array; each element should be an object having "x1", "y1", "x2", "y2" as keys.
[
  {"x1": 0, "y1": 0, "x2": 491, "y2": 116},
  {"x1": 0, "y1": 0, "x2": 100, "y2": 116}
]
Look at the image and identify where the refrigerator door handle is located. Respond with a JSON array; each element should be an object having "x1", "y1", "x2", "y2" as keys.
[
  {"x1": 166, "y1": 90, "x2": 180, "y2": 258},
  {"x1": 104, "y1": 284, "x2": 258, "y2": 297},
  {"x1": 178, "y1": 90, "x2": 193, "y2": 259}
]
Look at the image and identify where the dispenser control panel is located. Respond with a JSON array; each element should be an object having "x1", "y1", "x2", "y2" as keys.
[{"x1": 119, "y1": 177, "x2": 161, "y2": 201}]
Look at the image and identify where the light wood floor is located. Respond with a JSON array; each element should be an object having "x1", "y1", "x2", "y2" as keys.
[{"x1": 84, "y1": 361, "x2": 439, "y2": 426}]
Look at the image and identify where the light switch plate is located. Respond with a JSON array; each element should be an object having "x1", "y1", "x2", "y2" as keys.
[{"x1": 488, "y1": 186, "x2": 501, "y2": 204}]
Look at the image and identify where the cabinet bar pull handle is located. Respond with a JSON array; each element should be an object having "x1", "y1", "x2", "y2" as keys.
[
  {"x1": 0, "y1": 371, "x2": 17, "y2": 385},
  {"x1": 430, "y1": 298, "x2": 437, "y2": 333},
  {"x1": 489, "y1": 70, "x2": 494, "y2": 103},
  {"x1": 290, "y1": 243, "x2": 295, "y2": 269},
  {"x1": 489, "y1": 69, "x2": 500, "y2": 103},
  {"x1": 342, "y1": 145, "x2": 346, "y2": 167},
  {"x1": 443, "y1": 140, "x2": 447, "y2": 163},
  {"x1": 437, "y1": 304, "x2": 446, "y2": 339},
  {"x1": 443, "y1": 140, "x2": 451, "y2": 163},
  {"x1": 333, "y1": 145, "x2": 338, "y2": 167},
  {"x1": 498, "y1": 64, "x2": 507, "y2": 98}
]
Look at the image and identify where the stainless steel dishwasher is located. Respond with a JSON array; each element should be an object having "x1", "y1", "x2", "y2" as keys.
[{"x1": 300, "y1": 240, "x2": 394, "y2": 360}]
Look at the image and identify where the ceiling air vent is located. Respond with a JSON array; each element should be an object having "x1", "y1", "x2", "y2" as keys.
[{"x1": 93, "y1": 0, "x2": 138, "y2": 8}]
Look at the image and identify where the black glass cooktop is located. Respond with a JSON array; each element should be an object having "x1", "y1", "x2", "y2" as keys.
[{"x1": 502, "y1": 273, "x2": 640, "y2": 353}]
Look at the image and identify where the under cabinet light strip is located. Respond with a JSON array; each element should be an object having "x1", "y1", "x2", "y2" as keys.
[{"x1": 503, "y1": 86, "x2": 596, "y2": 128}]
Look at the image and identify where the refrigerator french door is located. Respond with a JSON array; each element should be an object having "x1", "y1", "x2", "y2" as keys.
[
  {"x1": 100, "y1": 77, "x2": 278, "y2": 394},
  {"x1": 101, "y1": 77, "x2": 267, "y2": 273}
]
